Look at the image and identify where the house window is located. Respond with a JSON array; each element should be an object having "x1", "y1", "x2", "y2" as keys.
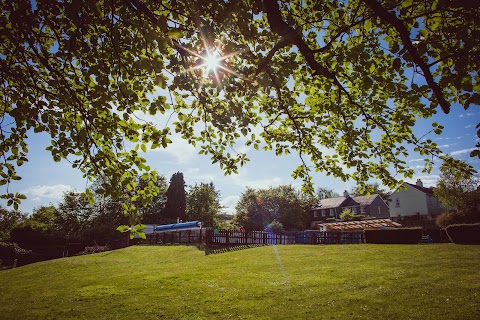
[
  {"x1": 321, "y1": 210, "x2": 326, "y2": 217},
  {"x1": 395, "y1": 199, "x2": 400, "y2": 207},
  {"x1": 314, "y1": 211, "x2": 318, "y2": 218},
  {"x1": 330, "y1": 208, "x2": 335, "y2": 216},
  {"x1": 361, "y1": 206, "x2": 366, "y2": 214}
]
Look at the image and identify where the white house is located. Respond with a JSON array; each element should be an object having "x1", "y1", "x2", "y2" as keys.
[{"x1": 388, "y1": 179, "x2": 446, "y2": 217}]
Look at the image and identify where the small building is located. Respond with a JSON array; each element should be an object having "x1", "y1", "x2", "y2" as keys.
[
  {"x1": 388, "y1": 179, "x2": 447, "y2": 218},
  {"x1": 311, "y1": 191, "x2": 390, "y2": 227}
]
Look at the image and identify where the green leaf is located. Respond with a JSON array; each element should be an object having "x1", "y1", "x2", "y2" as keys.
[
  {"x1": 167, "y1": 30, "x2": 183, "y2": 39},
  {"x1": 116, "y1": 225, "x2": 130, "y2": 233}
]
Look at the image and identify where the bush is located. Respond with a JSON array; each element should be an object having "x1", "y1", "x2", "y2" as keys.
[
  {"x1": 445, "y1": 223, "x2": 480, "y2": 244},
  {"x1": 325, "y1": 218, "x2": 337, "y2": 222},
  {"x1": 0, "y1": 242, "x2": 34, "y2": 267},
  {"x1": 364, "y1": 228, "x2": 423, "y2": 244},
  {"x1": 340, "y1": 208, "x2": 354, "y2": 221},
  {"x1": 81, "y1": 225, "x2": 123, "y2": 246},
  {"x1": 352, "y1": 215, "x2": 367, "y2": 221},
  {"x1": 436, "y1": 209, "x2": 480, "y2": 229},
  {"x1": 10, "y1": 222, "x2": 65, "y2": 249},
  {"x1": 0, "y1": 242, "x2": 31, "y2": 260}
]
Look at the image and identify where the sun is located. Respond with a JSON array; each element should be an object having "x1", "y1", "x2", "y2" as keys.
[
  {"x1": 203, "y1": 51, "x2": 220, "y2": 74},
  {"x1": 173, "y1": 39, "x2": 246, "y2": 85}
]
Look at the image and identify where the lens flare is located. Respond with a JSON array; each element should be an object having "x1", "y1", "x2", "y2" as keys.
[{"x1": 204, "y1": 52, "x2": 220, "y2": 74}]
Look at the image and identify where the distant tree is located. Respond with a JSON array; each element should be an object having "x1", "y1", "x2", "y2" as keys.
[
  {"x1": 57, "y1": 191, "x2": 94, "y2": 237},
  {"x1": 340, "y1": 208, "x2": 355, "y2": 221},
  {"x1": 0, "y1": 206, "x2": 26, "y2": 240},
  {"x1": 234, "y1": 188, "x2": 258, "y2": 231},
  {"x1": 317, "y1": 187, "x2": 340, "y2": 200},
  {"x1": 350, "y1": 182, "x2": 390, "y2": 200},
  {"x1": 267, "y1": 220, "x2": 284, "y2": 234},
  {"x1": 29, "y1": 206, "x2": 62, "y2": 229},
  {"x1": 163, "y1": 172, "x2": 187, "y2": 223},
  {"x1": 186, "y1": 182, "x2": 221, "y2": 227},
  {"x1": 235, "y1": 185, "x2": 308, "y2": 231},
  {"x1": 10, "y1": 206, "x2": 65, "y2": 248},
  {"x1": 434, "y1": 159, "x2": 479, "y2": 212},
  {"x1": 136, "y1": 174, "x2": 169, "y2": 223},
  {"x1": 434, "y1": 159, "x2": 480, "y2": 228}
]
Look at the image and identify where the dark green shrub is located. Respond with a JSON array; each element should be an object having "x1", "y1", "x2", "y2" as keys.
[
  {"x1": 10, "y1": 221, "x2": 65, "y2": 250},
  {"x1": 364, "y1": 228, "x2": 422, "y2": 244},
  {"x1": 325, "y1": 218, "x2": 337, "y2": 222},
  {"x1": 446, "y1": 223, "x2": 480, "y2": 244},
  {"x1": 81, "y1": 225, "x2": 122, "y2": 246},
  {"x1": 0, "y1": 242, "x2": 31, "y2": 260},
  {"x1": 0, "y1": 242, "x2": 34, "y2": 267},
  {"x1": 436, "y1": 209, "x2": 480, "y2": 229}
]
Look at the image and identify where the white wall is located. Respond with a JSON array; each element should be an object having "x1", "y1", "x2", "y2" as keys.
[{"x1": 389, "y1": 184, "x2": 428, "y2": 217}]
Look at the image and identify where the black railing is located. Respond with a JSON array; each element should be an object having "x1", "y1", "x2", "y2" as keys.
[{"x1": 144, "y1": 229, "x2": 365, "y2": 245}]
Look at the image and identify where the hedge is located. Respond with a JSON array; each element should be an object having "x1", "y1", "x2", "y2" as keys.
[
  {"x1": 364, "y1": 228, "x2": 423, "y2": 244},
  {"x1": 0, "y1": 242, "x2": 34, "y2": 267},
  {"x1": 446, "y1": 223, "x2": 480, "y2": 244}
]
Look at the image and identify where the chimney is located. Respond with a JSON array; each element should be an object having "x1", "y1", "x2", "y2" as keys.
[
  {"x1": 343, "y1": 190, "x2": 349, "y2": 197},
  {"x1": 416, "y1": 179, "x2": 423, "y2": 187}
]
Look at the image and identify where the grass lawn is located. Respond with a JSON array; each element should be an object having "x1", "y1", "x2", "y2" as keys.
[{"x1": 0, "y1": 244, "x2": 479, "y2": 319}]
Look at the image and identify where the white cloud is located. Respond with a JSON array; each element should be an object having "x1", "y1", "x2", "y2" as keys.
[
  {"x1": 410, "y1": 175, "x2": 440, "y2": 187},
  {"x1": 459, "y1": 112, "x2": 475, "y2": 118},
  {"x1": 409, "y1": 158, "x2": 424, "y2": 163},
  {"x1": 451, "y1": 148, "x2": 475, "y2": 156},
  {"x1": 220, "y1": 195, "x2": 240, "y2": 214},
  {"x1": 24, "y1": 184, "x2": 73, "y2": 200},
  {"x1": 412, "y1": 165, "x2": 425, "y2": 169},
  {"x1": 438, "y1": 144, "x2": 456, "y2": 148},
  {"x1": 150, "y1": 135, "x2": 198, "y2": 164},
  {"x1": 465, "y1": 125, "x2": 473, "y2": 129},
  {"x1": 230, "y1": 169, "x2": 283, "y2": 190},
  {"x1": 184, "y1": 167, "x2": 217, "y2": 183}
]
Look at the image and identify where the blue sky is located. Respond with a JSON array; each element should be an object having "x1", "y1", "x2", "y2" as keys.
[{"x1": 1, "y1": 104, "x2": 479, "y2": 215}]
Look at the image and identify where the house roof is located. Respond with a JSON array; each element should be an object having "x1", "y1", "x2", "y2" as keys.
[
  {"x1": 318, "y1": 219, "x2": 402, "y2": 231},
  {"x1": 313, "y1": 194, "x2": 381, "y2": 210},
  {"x1": 343, "y1": 194, "x2": 379, "y2": 207},
  {"x1": 405, "y1": 182, "x2": 435, "y2": 195},
  {"x1": 312, "y1": 196, "x2": 348, "y2": 209}
]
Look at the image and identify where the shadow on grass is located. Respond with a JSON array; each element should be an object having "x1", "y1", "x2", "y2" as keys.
[
  {"x1": 135, "y1": 243, "x2": 268, "y2": 255},
  {"x1": 201, "y1": 244, "x2": 268, "y2": 255}
]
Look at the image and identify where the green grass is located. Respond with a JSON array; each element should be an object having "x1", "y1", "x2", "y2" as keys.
[{"x1": 1, "y1": 244, "x2": 479, "y2": 319}]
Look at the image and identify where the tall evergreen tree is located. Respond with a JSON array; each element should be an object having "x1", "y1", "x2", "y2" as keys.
[{"x1": 163, "y1": 172, "x2": 187, "y2": 223}]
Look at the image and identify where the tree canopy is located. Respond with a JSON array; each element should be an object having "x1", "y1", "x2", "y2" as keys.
[
  {"x1": 186, "y1": 182, "x2": 221, "y2": 228},
  {"x1": 434, "y1": 160, "x2": 479, "y2": 212},
  {"x1": 235, "y1": 185, "x2": 309, "y2": 231},
  {"x1": 1, "y1": 0, "x2": 479, "y2": 219}
]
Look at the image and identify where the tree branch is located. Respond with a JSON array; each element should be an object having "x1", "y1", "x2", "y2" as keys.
[
  {"x1": 262, "y1": 0, "x2": 335, "y2": 80},
  {"x1": 361, "y1": 0, "x2": 451, "y2": 114}
]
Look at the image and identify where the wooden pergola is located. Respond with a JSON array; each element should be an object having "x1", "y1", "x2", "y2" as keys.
[{"x1": 319, "y1": 219, "x2": 402, "y2": 232}]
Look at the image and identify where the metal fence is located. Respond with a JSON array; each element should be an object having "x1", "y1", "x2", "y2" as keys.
[{"x1": 144, "y1": 229, "x2": 365, "y2": 245}]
